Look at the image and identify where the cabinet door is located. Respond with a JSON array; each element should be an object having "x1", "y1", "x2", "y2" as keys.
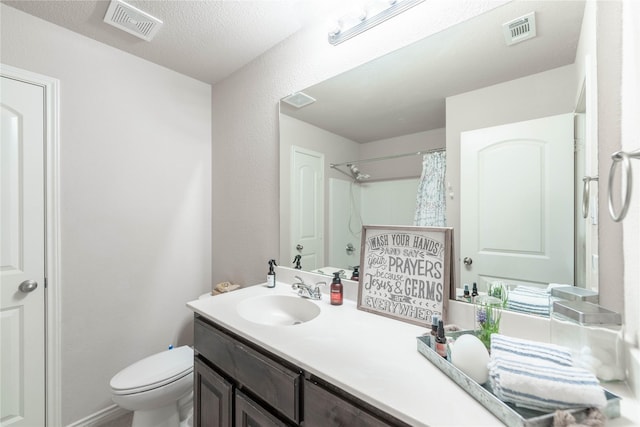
[
  {"x1": 235, "y1": 390, "x2": 288, "y2": 427},
  {"x1": 195, "y1": 318, "x2": 301, "y2": 423},
  {"x1": 304, "y1": 380, "x2": 399, "y2": 427},
  {"x1": 194, "y1": 358, "x2": 233, "y2": 427}
]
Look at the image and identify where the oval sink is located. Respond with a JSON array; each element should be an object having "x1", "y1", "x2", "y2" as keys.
[{"x1": 237, "y1": 294, "x2": 321, "y2": 326}]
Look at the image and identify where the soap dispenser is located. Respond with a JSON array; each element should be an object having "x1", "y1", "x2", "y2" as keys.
[
  {"x1": 330, "y1": 272, "x2": 343, "y2": 306},
  {"x1": 267, "y1": 259, "x2": 277, "y2": 288},
  {"x1": 350, "y1": 266, "x2": 359, "y2": 281},
  {"x1": 293, "y1": 255, "x2": 302, "y2": 270}
]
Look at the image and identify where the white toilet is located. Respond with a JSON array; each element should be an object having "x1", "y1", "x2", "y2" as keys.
[{"x1": 110, "y1": 346, "x2": 194, "y2": 427}]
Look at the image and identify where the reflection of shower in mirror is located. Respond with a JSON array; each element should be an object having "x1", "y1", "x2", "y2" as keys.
[
  {"x1": 348, "y1": 164, "x2": 371, "y2": 182},
  {"x1": 329, "y1": 162, "x2": 372, "y2": 183}
]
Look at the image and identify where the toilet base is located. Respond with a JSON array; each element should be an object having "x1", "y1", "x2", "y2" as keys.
[{"x1": 131, "y1": 402, "x2": 179, "y2": 427}]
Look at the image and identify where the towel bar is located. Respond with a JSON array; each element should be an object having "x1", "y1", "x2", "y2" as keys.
[{"x1": 608, "y1": 149, "x2": 640, "y2": 222}]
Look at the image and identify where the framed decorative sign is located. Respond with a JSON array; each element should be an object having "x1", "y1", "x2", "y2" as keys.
[{"x1": 357, "y1": 225, "x2": 454, "y2": 327}]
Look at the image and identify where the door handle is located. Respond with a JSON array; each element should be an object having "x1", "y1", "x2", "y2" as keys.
[
  {"x1": 296, "y1": 244, "x2": 303, "y2": 251},
  {"x1": 19, "y1": 280, "x2": 38, "y2": 293},
  {"x1": 463, "y1": 257, "x2": 473, "y2": 266}
]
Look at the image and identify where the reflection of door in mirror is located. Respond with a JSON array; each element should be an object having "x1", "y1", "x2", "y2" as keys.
[
  {"x1": 574, "y1": 82, "x2": 599, "y2": 292},
  {"x1": 290, "y1": 146, "x2": 324, "y2": 271},
  {"x1": 460, "y1": 114, "x2": 574, "y2": 291}
]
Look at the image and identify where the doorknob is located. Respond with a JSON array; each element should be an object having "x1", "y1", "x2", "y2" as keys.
[
  {"x1": 463, "y1": 257, "x2": 473, "y2": 266},
  {"x1": 19, "y1": 280, "x2": 38, "y2": 293},
  {"x1": 296, "y1": 244, "x2": 303, "y2": 251}
]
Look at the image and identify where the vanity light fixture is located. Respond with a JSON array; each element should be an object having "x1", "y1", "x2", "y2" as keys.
[
  {"x1": 281, "y1": 92, "x2": 316, "y2": 109},
  {"x1": 328, "y1": 0, "x2": 425, "y2": 45}
]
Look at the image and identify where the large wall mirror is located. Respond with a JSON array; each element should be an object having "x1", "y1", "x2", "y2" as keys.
[{"x1": 279, "y1": 0, "x2": 601, "y2": 316}]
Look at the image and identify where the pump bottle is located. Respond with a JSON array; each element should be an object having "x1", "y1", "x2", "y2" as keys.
[
  {"x1": 350, "y1": 266, "x2": 359, "y2": 281},
  {"x1": 330, "y1": 272, "x2": 343, "y2": 305},
  {"x1": 267, "y1": 259, "x2": 277, "y2": 288},
  {"x1": 436, "y1": 319, "x2": 447, "y2": 358}
]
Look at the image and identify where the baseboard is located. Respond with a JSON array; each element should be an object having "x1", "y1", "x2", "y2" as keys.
[{"x1": 66, "y1": 405, "x2": 131, "y2": 427}]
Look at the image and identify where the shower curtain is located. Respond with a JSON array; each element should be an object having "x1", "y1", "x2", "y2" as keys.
[{"x1": 414, "y1": 150, "x2": 446, "y2": 227}]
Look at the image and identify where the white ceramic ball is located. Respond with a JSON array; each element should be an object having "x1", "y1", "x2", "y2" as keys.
[{"x1": 450, "y1": 334, "x2": 490, "y2": 384}]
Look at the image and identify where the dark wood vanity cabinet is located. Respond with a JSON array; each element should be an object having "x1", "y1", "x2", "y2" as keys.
[
  {"x1": 235, "y1": 390, "x2": 289, "y2": 427},
  {"x1": 303, "y1": 379, "x2": 399, "y2": 427},
  {"x1": 193, "y1": 358, "x2": 233, "y2": 427},
  {"x1": 193, "y1": 314, "x2": 409, "y2": 427}
]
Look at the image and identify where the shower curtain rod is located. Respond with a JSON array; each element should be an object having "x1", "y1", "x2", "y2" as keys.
[{"x1": 329, "y1": 148, "x2": 444, "y2": 168}]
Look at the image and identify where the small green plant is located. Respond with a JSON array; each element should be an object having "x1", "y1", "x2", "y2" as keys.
[{"x1": 476, "y1": 282, "x2": 509, "y2": 350}]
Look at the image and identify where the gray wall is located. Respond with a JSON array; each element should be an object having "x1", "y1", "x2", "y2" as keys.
[{"x1": 1, "y1": 5, "x2": 212, "y2": 424}]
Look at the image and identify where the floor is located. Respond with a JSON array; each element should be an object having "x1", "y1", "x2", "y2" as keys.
[
  {"x1": 99, "y1": 410, "x2": 193, "y2": 427},
  {"x1": 98, "y1": 412, "x2": 132, "y2": 427}
]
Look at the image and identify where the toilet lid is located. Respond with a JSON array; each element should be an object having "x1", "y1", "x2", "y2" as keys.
[{"x1": 110, "y1": 346, "x2": 193, "y2": 394}]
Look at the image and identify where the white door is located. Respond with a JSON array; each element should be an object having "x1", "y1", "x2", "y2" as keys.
[
  {"x1": 291, "y1": 146, "x2": 324, "y2": 271},
  {"x1": 460, "y1": 114, "x2": 574, "y2": 291},
  {"x1": 1, "y1": 76, "x2": 46, "y2": 426}
]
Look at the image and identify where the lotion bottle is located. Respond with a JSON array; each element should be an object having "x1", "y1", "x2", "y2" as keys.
[
  {"x1": 330, "y1": 272, "x2": 343, "y2": 305},
  {"x1": 436, "y1": 319, "x2": 447, "y2": 358},
  {"x1": 471, "y1": 282, "x2": 479, "y2": 298},
  {"x1": 463, "y1": 284, "x2": 471, "y2": 302},
  {"x1": 430, "y1": 314, "x2": 440, "y2": 350},
  {"x1": 267, "y1": 259, "x2": 277, "y2": 288}
]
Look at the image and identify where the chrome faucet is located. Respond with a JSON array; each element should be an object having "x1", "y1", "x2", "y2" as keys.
[{"x1": 292, "y1": 276, "x2": 324, "y2": 300}]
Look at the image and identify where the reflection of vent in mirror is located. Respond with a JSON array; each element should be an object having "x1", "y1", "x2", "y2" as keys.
[
  {"x1": 503, "y1": 12, "x2": 536, "y2": 46},
  {"x1": 104, "y1": 0, "x2": 163, "y2": 41},
  {"x1": 282, "y1": 92, "x2": 316, "y2": 109}
]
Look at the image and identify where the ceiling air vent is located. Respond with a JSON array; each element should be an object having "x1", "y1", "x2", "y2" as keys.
[
  {"x1": 503, "y1": 12, "x2": 536, "y2": 46},
  {"x1": 104, "y1": 0, "x2": 163, "y2": 41},
  {"x1": 281, "y1": 92, "x2": 316, "y2": 109}
]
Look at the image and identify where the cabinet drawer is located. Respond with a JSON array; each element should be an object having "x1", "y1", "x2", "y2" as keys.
[
  {"x1": 194, "y1": 317, "x2": 301, "y2": 423},
  {"x1": 235, "y1": 390, "x2": 288, "y2": 427},
  {"x1": 304, "y1": 379, "x2": 406, "y2": 427}
]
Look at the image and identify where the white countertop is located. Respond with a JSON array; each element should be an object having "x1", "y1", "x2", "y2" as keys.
[{"x1": 187, "y1": 280, "x2": 639, "y2": 427}]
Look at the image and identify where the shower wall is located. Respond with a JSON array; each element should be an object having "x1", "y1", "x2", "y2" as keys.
[{"x1": 328, "y1": 177, "x2": 419, "y2": 269}]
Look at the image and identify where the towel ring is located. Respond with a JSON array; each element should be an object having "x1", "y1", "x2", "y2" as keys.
[
  {"x1": 608, "y1": 149, "x2": 640, "y2": 222},
  {"x1": 582, "y1": 176, "x2": 598, "y2": 219}
]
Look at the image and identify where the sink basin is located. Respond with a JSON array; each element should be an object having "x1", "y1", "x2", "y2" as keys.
[{"x1": 236, "y1": 294, "x2": 321, "y2": 326}]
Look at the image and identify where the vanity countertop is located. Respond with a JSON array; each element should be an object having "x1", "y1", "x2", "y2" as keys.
[{"x1": 187, "y1": 281, "x2": 639, "y2": 427}]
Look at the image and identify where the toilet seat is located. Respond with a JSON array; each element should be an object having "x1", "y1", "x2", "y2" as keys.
[{"x1": 110, "y1": 346, "x2": 193, "y2": 395}]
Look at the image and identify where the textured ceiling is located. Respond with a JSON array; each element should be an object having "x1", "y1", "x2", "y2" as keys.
[
  {"x1": 3, "y1": 0, "x2": 587, "y2": 143},
  {"x1": 280, "y1": 0, "x2": 586, "y2": 142},
  {"x1": 1, "y1": 0, "x2": 347, "y2": 84}
]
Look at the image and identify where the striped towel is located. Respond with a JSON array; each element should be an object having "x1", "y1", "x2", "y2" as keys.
[
  {"x1": 489, "y1": 334, "x2": 607, "y2": 412},
  {"x1": 490, "y1": 334, "x2": 573, "y2": 367},
  {"x1": 506, "y1": 286, "x2": 551, "y2": 316}
]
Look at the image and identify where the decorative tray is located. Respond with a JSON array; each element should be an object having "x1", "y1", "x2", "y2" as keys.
[{"x1": 416, "y1": 335, "x2": 621, "y2": 427}]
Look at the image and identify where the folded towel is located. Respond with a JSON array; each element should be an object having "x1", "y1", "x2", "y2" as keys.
[
  {"x1": 490, "y1": 334, "x2": 573, "y2": 368},
  {"x1": 506, "y1": 286, "x2": 551, "y2": 316},
  {"x1": 489, "y1": 334, "x2": 607, "y2": 412},
  {"x1": 489, "y1": 358, "x2": 607, "y2": 411}
]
